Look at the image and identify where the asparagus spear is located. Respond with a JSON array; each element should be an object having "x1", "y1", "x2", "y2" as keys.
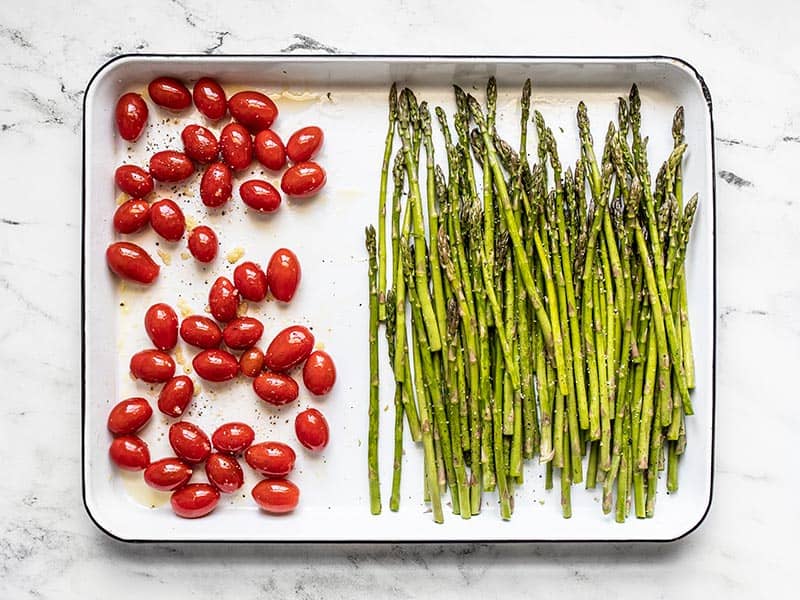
[
  {"x1": 365, "y1": 226, "x2": 381, "y2": 515},
  {"x1": 377, "y1": 84, "x2": 397, "y2": 321}
]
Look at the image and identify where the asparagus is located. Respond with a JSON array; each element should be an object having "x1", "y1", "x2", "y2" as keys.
[
  {"x1": 365, "y1": 226, "x2": 381, "y2": 515},
  {"x1": 377, "y1": 84, "x2": 397, "y2": 321}
]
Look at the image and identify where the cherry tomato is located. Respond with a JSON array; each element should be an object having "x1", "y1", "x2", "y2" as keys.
[
  {"x1": 266, "y1": 248, "x2": 301, "y2": 302},
  {"x1": 144, "y1": 302, "x2": 179, "y2": 350},
  {"x1": 286, "y1": 126, "x2": 324, "y2": 163},
  {"x1": 144, "y1": 458, "x2": 193, "y2": 491},
  {"x1": 302, "y1": 350, "x2": 336, "y2": 396},
  {"x1": 193, "y1": 77, "x2": 227, "y2": 120},
  {"x1": 239, "y1": 347, "x2": 264, "y2": 377},
  {"x1": 187, "y1": 225, "x2": 218, "y2": 262},
  {"x1": 244, "y1": 441, "x2": 296, "y2": 478},
  {"x1": 115, "y1": 164, "x2": 154, "y2": 198},
  {"x1": 181, "y1": 124, "x2": 219, "y2": 163},
  {"x1": 115, "y1": 93, "x2": 148, "y2": 142},
  {"x1": 192, "y1": 349, "x2": 239, "y2": 382},
  {"x1": 106, "y1": 242, "x2": 159, "y2": 284},
  {"x1": 253, "y1": 371, "x2": 299, "y2": 406},
  {"x1": 252, "y1": 479, "x2": 299, "y2": 514},
  {"x1": 228, "y1": 91, "x2": 278, "y2": 132},
  {"x1": 205, "y1": 453, "x2": 244, "y2": 493},
  {"x1": 180, "y1": 315, "x2": 222, "y2": 349},
  {"x1": 253, "y1": 129, "x2": 286, "y2": 170},
  {"x1": 129, "y1": 349, "x2": 175, "y2": 383},
  {"x1": 295, "y1": 408, "x2": 329, "y2": 451},
  {"x1": 171, "y1": 483, "x2": 219, "y2": 518},
  {"x1": 149, "y1": 199, "x2": 185, "y2": 241},
  {"x1": 212, "y1": 422, "x2": 255, "y2": 454},
  {"x1": 239, "y1": 179, "x2": 281, "y2": 214},
  {"x1": 209, "y1": 276, "x2": 240, "y2": 322},
  {"x1": 280, "y1": 161, "x2": 326, "y2": 198},
  {"x1": 200, "y1": 162, "x2": 233, "y2": 207},
  {"x1": 149, "y1": 150, "x2": 194, "y2": 182},
  {"x1": 220, "y1": 122, "x2": 253, "y2": 170},
  {"x1": 168, "y1": 421, "x2": 212, "y2": 463},
  {"x1": 113, "y1": 199, "x2": 150, "y2": 234},
  {"x1": 109, "y1": 435, "x2": 150, "y2": 471},
  {"x1": 148, "y1": 76, "x2": 191, "y2": 110},
  {"x1": 107, "y1": 397, "x2": 153, "y2": 435},
  {"x1": 223, "y1": 317, "x2": 264, "y2": 350},
  {"x1": 233, "y1": 261, "x2": 268, "y2": 301},
  {"x1": 157, "y1": 375, "x2": 194, "y2": 417},
  {"x1": 263, "y1": 325, "x2": 315, "y2": 372}
]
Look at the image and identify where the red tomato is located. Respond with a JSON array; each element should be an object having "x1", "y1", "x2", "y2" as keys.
[
  {"x1": 280, "y1": 162, "x2": 326, "y2": 197},
  {"x1": 109, "y1": 435, "x2": 150, "y2": 471},
  {"x1": 148, "y1": 76, "x2": 191, "y2": 110},
  {"x1": 129, "y1": 349, "x2": 175, "y2": 382},
  {"x1": 144, "y1": 303, "x2": 179, "y2": 350},
  {"x1": 106, "y1": 242, "x2": 159, "y2": 284},
  {"x1": 187, "y1": 225, "x2": 218, "y2": 262},
  {"x1": 181, "y1": 124, "x2": 219, "y2": 163},
  {"x1": 144, "y1": 458, "x2": 193, "y2": 491},
  {"x1": 212, "y1": 422, "x2": 255, "y2": 454},
  {"x1": 232, "y1": 261, "x2": 268, "y2": 301},
  {"x1": 253, "y1": 129, "x2": 286, "y2": 170},
  {"x1": 239, "y1": 347, "x2": 264, "y2": 377},
  {"x1": 295, "y1": 408, "x2": 329, "y2": 451},
  {"x1": 208, "y1": 276, "x2": 240, "y2": 322},
  {"x1": 107, "y1": 397, "x2": 153, "y2": 435},
  {"x1": 220, "y1": 122, "x2": 253, "y2": 170},
  {"x1": 200, "y1": 162, "x2": 233, "y2": 208},
  {"x1": 239, "y1": 179, "x2": 281, "y2": 213},
  {"x1": 113, "y1": 199, "x2": 150, "y2": 234},
  {"x1": 115, "y1": 93, "x2": 148, "y2": 142},
  {"x1": 263, "y1": 325, "x2": 315, "y2": 372},
  {"x1": 115, "y1": 164, "x2": 154, "y2": 198},
  {"x1": 223, "y1": 317, "x2": 264, "y2": 350},
  {"x1": 180, "y1": 315, "x2": 222, "y2": 349},
  {"x1": 228, "y1": 91, "x2": 278, "y2": 131},
  {"x1": 252, "y1": 479, "x2": 299, "y2": 514},
  {"x1": 244, "y1": 441, "x2": 296, "y2": 477},
  {"x1": 266, "y1": 248, "x2": 301, "y2": 302},
  {"x1": 157, "y1": 375, "x2": 195, "y2": 417},
  {"x1": 192, "y1": 349, "x2": 239, "y2": 382},
  {"x1": 286, "y1": 126, "x2": 324, "y2": 163},
  {"x1": 149, "y1": 199, "x2": 186, "y2": 241},
  {"x1": 253, "y1": 372, "x2": 299, "y2": 406},
  {"x1": 205, "y1": 453, "x2": 244, "y2": 493},
  {"x1": 302, "y1": 350, "x2": 336, "y2": 395},
  {"x1": 149, "y1": 150, "x2": 195, "y2": 182},
  {"x1": 171, "y1": 483, "x2": 219, "y2": 518},
  {"x1": 169, "y1": 421, "x2": 212, "y2": 463},
  {"x1": 193, "y1": 77, "x2": 227, "y2": 120}
]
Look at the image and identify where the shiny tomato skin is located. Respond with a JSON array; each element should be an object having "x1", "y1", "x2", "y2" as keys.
[
  {"x1": 192, "y1": 349, "x2": 239, "y2": 382},
  {"x1": 157, "y1": 375, "x2": 195, "y2": 417},
  {"x1": 223, "y1": 317, "x2": 264, "y2": 350},
  {"x1": 244, "y1": 441, "x2": 296, "y2": 478},
  {"x1": 295, "y1": 408, "x2": 329, "y2": 451},
  {"x1": 169, "y1": 421, "x2": 212, "y2": 463},
  {"x1": 228, "y1": 91, "x2": 278, "y2": 132},
  {"x1": 212, "y1": 422, "x2": 255, "y2": 454},
  {"x1": 233, "y1": 261, "x2": 268, "y2": 301},
  {"x1": 208, "y1": 276, "x2": 240, "y2": 322},
  {"x1": 239, "y1": 179, "x2": 281, "y2": 213},
  {"x1": 181, "y1": 124, "x2": 219, "y2": 163},
  {"x1": 220, "y1": 122, "x2": 253, "y2": 171},
  {"x1": 113, "y1": 199, "x2": 150, "y2": 234},
  {"x1": 180, "y1": 315, "x2": 222, "y2": 349},
  {"x1": 107, "y1": 397, "x2": 153, "y2": 435},
  {"x1": 253, "y1": 129, "x2": 286, "y2": 170},
  {"x1": 129, "y1": 349, "x2": 176, "y2": 383},
  {"x1": 286, "y1": 126, "x2": 324, "y2": 163},
  {"x1": 144, "y1": 458, "x2": 193, "y2": 491},
  {"x1": 239, "y1": 347, "x2": 264, "y2": 377},
  {"x1": 115, "y1": 93, "x2": 148, "y2": 142},
  {"x1": 266, "y1": 248, "x2": 301, "y2": 302},
  {"x1": 193, "y1": 77, "x2": 227, "y2": 120},
  {"x1": 148, "y1": 77, "x2": 191, "y2": 110},
  {"x1": 106, "y1": 242, "x2": 159, "y2": 284},
  {"x1": 253, "y1": 371, "x2": 299, "y2": 406},
  {"x1": 170, "y1": 483, "x2": 220, "y2": 518},
  {"x1": 149, "y1": 199, "x2": 186, "y2": 241},
  {"x1": 263, "y1": 325, "x2": 315, "y2": 372},
  {"x1": 200, "y1": 162, "x2": 233, "y2": 208},
  {"x1": 187, "y1": 225, "x2": 218, "y2": 262},
  {"x1": 280, "y1": 161, "x2": 326, "y2": 198},
  {"x1": 109, "y1": 435, "x2": 150, "y2": 471},
  {"x1": 302, "y1": 350, "x2": 336, "y2": 396},
  {"x1": 149, "y1": 150, "x2": 195, "y2": 182},
  {"x1": 144, "y1": 303, "x2": 179, "y2": 350},
  {"x1": 205, "y1": 453, "x2": 244, "y2": 493},
  {"x1": 252, "y1": 479, "x2": 299, "y2": 514},
  {"x1": 115, "y1": 164, "x2": 154, "y2": 198}
]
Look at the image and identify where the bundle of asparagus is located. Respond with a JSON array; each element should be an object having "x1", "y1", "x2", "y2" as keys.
[{"x1": 366, "y1": 79, "x2": 698, "y2": 523}]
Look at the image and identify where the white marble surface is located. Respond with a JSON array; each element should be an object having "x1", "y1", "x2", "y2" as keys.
[{"x1": 0, "y1": 0, "x2": 795, "y2": 597}]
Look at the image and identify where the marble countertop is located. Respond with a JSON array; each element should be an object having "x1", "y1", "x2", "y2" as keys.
[{"x1": 1, "y1": 0, "x2": 794, "y2": 597}]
